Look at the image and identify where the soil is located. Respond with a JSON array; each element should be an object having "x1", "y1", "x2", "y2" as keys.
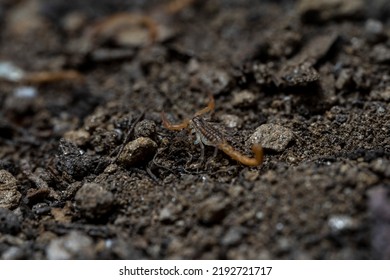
[{"x1": 1, "y1": 0, "x2": 390, "y2": 260}]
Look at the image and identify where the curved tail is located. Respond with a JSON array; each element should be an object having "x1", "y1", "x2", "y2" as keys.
[{"x1": 218, "y1": 143, "x2": 263, "y2": 167}]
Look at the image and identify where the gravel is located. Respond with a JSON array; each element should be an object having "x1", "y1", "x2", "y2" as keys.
[
  {"x1": 75, "y1": 183, "x2": 114, "y2": 220},
  {"x1": 249, "y1": 124, "x2": 294, "y2": 152},
  {"x1": 0, "y1": 170, "x2": 21, "y2": 209}
]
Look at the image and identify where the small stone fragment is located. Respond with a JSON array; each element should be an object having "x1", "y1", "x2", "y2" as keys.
[
  {"x1": 0, "y1": 170, "x2": 21, "y2": 209},
  {"x1": 232, "y1": 90, "x2": 256, "y2": 107},
  {"x1": 46, "y1": 231, "x2": 95, "y2": 260},
  {"x1": 197, "y1": 195, "x2": 230, "y2": 225},
  {"x1": 298, "y1": 0, "x2": 364, "y2": 23},
  {"x1": 159, "y1": 206, "x2": 176, "y2": 223},
  {"x1": 63, "y1": 129, "x2": 91, "y2": 146},
  {"x1": 0, "y1": 61, "x2": 25, "y2": 82},
  {"x1": 114, "y1": 26, "x2": 152, "y2": 47},
  {"x1": 276, "y1": 61, "x2": 319, "y2": 87},
  {"x1": 365, "y1": 19, "x2": 386, "y2": 43},
  {"x1": 368, "y1": 186, "x2": 390, "y2": 259},
  {"x1": 370, "y1": 88, "x2": 390, "y2": 102},
  {"x1": 371, "y1": 44, "x2": 390, "y2": 63},
  {"x1": 195, "y1": 65, "x2": 231, "y2": 93},
  {"x1": 0, "y1": 208, "x2": 21, "y2": 235},
  {"x1": 75, "y1": 183, "x2": 114, "y2": 219},
  {"x1": 56, "y1": 139, "x2": 104, "y2": 179},
  {"x1": 51, "y1": 205, "x2": 72, "y2": 223},
  {"x1": 24, "y1": 187, "x2": 50, "y2": 206},
  {"x1": 335, "y1": 69, "x2": 353, "y2": 90},
  {"x1": 249, "y1": 124, "x2": 294, "y2": 152},
  {"x1": 221, "y1": 227, "x2": 246, "y2": 246},
  {"x1": 2, "y1": 246, "x2": 25, "y2": 260},
  {"x1": 253, "y1": 63, "x2": 275, "y2": 86},
  {"x1": 328, "y1": 215, "x2": 357, "y2": 232},
  {"x1": 118, "y1": 137, "x2": 157, "y2": 167},
  {"x1": 219, "y1": 114, "x2": 243, "y2": 129},
  {"x1": 32, "y1": 202, "x2": 51, "y2": 215},
  {"x1": 134, "y1": 120, "x2": 156, "y2": 139}
]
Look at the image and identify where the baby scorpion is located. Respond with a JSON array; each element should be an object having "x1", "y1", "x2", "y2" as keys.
[{"x1": 161, "y1": 93, "x2": 263, "y2": 167}]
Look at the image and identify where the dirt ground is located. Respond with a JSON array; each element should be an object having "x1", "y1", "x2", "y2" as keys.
[{"x1": 1, "y1": 0, "x2": 390, "y2": 260}]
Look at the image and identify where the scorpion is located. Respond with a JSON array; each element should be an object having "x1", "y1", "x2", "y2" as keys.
[{"x1": 161, "y1": 93, "x2": 263, "y2": 167}]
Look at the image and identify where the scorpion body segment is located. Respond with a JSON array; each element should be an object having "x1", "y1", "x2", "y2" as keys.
[{"x1": 190, "y1": 116, "x2": 224, "y2": 146}]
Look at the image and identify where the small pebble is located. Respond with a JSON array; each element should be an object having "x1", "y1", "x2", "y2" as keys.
[
  {"x1": 232, "y1": 90, "x2": 256, "y2": 107},
  {"x1": 197, "y1": 195, "x2": 229, "y2": 225},
  {"x1": 365, "y1": 19, "x2": 385, "y2": 43},
  {"x1": 63, "y1": 129, "x2": 91, "y2": 146},
  {"x1": 32, "y1": 202, "x2": 51, "y2": 215},
  {"x1": 375, "y1": 88, "x2": 390, "y2": 102},
  {"x1": 113, "y1": 24, "x2": 155, "y2": 48},
  {"x1": 249, "y1": 124, "x2": 294, "y2": 152},
  {"x1": 371, "y1": 44, "x2": 390, "y2": 63},
  {"x1": 24, "y1": 187, "x2": 50, "y2": 206},
  {"x1": 298, "y1": 0, "x2": 363, "y2": 22},
  {"x1": 159, "y1": 206, "x2": 176, "y2": 223},
  {"x1": 118, "y1": 137, "x2": 157, "y2": 167},
  {"x1": 14, "y1": 86, "x2": 37, "y2": 98},
  {"x1": 2, "y1": 246, "x2": 25, "y2": 260},
  {"x1": 0, "y1": 170, "x2": 21, "y2": 209},
  {"x1": 196, "y1": 65, "x2": 231, "y2": 93},
  {"x1": 368, "y1": 186, "x2": 390, "y2": 259},
  {"x1": 0, "y1": 208, "x2": 21, "y2": 234},
  {"x1": 221, "y1": 227, "x2": 246, "y2": 246},
  {"x1": 46, "y1": 231, "x2": 95, "y2": 260},
  {"x1": 75, "y1": 183, "x2": 114, "y2": 219},
  {"x1": 335, "y1": 69, "x2": 353, "y2": 90},
  {"x1": 134, "y1": 120, "x2": 156, "y2": 139},
  {"x1": 219, "y1": 114, "x2": 243, "y2": 129},
  {"x1": 328, "y1": 215, "x2": 356, "y2": 232},
  {"x1": 0, "y1": 61, "x2": 25, "y2": 82}
]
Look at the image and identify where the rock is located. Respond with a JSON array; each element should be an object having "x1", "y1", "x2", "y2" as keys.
[
  {"x1": 276, "y1": 61, "x2": 319, "y2": 87},
  {"x1": 197, "y1": 195, "x2": 230, "y2": 225},
  {"x1": 219, "y1": 114, "x2": 243, "y2": 129},
  {"x1": 134, "y1": 120, "x2": 156, "y2": 139},
  {"x1": 46, "y1": 231, "x2": 95, "y2": 260},
  {"x1": 232, "y1": 90, "x2": 256, "y2": 107},
  {"x1": 51, "y1": 204, "x2": 72, "y2": 223},
  {"x1": 24, "y1": 187, "x2": 50, "y2": 206},
  {"x1": 0, "y1": 170, "x2": 21, "y2": 209},
  {"x1": 365, "y1": 19, "x2": 386, "y2": 43},
  {"x1": 63, "y1": 129, "x2": 91, "y2": 146},
  {"x1": 0, "y1": 208, "x2": 21, "y2": 234},
  {"x1": 253, "y1": 63, "x2": 274, "y2": 86},
  {"x1": 195, "y1": 65, "x2": 231, "y2": 93},
  {"x1": 56, "y1": 139, "x2": 101, "y2": 179},
  {"x1": 221, "y1": 227, "x2": 246, "y2": 246},
  {"x1": 371, "y1": 44, "x2": 390, "y2": 63},
  {"x1": 118, "y1": 137, "x2": 157, "y2": 167},
  {"x1": 298, "y1": 0, "x2": 364, "y2": 23},
  {"x1": 328, "y1": 215, "x2": 357, "y2": 232},
  {"x1": 249, "y1": 124, "x2": 294, "y2": 152},
  {"x1": 0, "y1": 61, "x2": 25, "y2": 82},
  {"x1": 368, "y1": 186, "x2": 390, "y2": 259},
  {"x1": 75, "y1": 183, "x2": 114, "y2": 219},
  {"x1": 159, "y1": 206, "x2": 176, "y2": 223},
  {"x1": 370, "y1": 88, "x2": 390, "y2": 102},
  {"x1": 335, "y1": 69, "x2": 354, "y2": 90},
  {"x1": 1, "y1": 246, "x2": 25, "y2": 260}
]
